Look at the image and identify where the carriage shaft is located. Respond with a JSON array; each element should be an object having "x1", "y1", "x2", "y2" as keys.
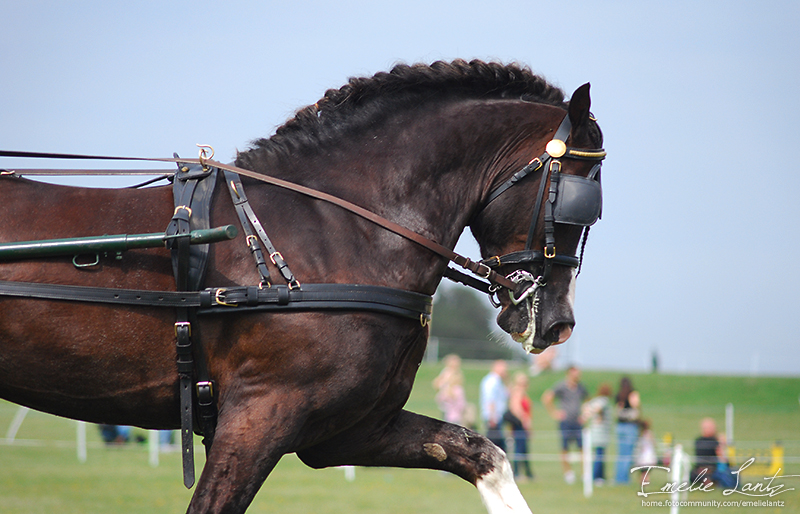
[{"x1": 0, "y1": 225, "x2": 237, "y2": 261}]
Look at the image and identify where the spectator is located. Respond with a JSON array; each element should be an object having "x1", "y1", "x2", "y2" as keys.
[
  {"x1": 507, "y1": 371, "x2": 534, "y2": 481},
  {"x1": 480, "y1": 360, "x2": 509, "y2": 450},
  {"x1": 541, "y1": 365, "x2": 588, "y2": 484},
  {"x1": 434, "y1": 354, "x2": 466, "y2": 425},
  {"x1": 614, "y1": 376, "x2": 640, "y2": 484},
  {"x1": 635, "y1": 419, "x2": 658, "y2": 484},
  {"x1": 99, "y1": 424, "x2": 132, "y2": 445},
  {"x1": 582, "y1": 383, "x2": 612, "y2": 485},
  {"x1": 692, "y1": 417, "x2": 735, "y2": 488}
]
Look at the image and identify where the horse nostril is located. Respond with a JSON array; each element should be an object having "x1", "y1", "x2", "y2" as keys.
[{"x1": 547, "y1": 323, "x2": 573, "y2": 345}]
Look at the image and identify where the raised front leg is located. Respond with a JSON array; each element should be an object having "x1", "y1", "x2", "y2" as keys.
[{"x1": 297, "y1": 409, "x2": 532, "y2": 514}]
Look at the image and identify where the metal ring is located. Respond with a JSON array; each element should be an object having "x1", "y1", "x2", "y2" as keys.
[{"x1": 197, "y1": 144, "x2": 215, "y2": 170}]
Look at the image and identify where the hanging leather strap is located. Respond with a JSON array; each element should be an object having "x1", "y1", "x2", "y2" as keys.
[{"x1": 223, "y1": 170, "x2": 299, "y2": 288}]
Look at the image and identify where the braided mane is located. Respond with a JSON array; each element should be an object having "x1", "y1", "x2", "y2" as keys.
[{"x1": 241, "y1": 59, "x2": 566, "y2": 160}]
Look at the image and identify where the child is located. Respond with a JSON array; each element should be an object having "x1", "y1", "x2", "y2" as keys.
[{"x1": 582, "y1": 383, "x2": 612, "y2": 484}]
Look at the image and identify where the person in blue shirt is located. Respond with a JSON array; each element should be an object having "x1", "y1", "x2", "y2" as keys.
[{"x1": 480, "y1": 360, "x2": 509, "y2": 451}]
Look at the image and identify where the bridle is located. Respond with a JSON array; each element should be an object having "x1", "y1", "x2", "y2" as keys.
[{"x1": 476, "y1": 113, "x2": 606, "y2": 307}]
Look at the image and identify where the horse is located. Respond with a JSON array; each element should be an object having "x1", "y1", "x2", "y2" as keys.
[{"x1": 0, "y1": 60, "x2": 604, "y2": 514}]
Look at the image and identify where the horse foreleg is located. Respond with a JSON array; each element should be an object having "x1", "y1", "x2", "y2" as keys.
[
  {"x1": 297, "y1": 409, "x2": 532, "y2": 514},
  {"x1": 186, "y1": 401, "x2": 297, "y2": 514}
]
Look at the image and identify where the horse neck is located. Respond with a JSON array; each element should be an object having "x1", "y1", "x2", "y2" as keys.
[{"x1": 243, "y1": 100, "x2": 560, "y2": 294}]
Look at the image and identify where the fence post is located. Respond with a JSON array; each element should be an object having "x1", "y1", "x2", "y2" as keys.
[
  {"x1": 582, "y1": 427, "x2": 592, "y2": 498},
  {"x1": 149, "y1": 430, "x2": 160, "y2": 467},
  {"x1": 5, "y1": 406, "x2": 29, "y2": 442},
  {"x1": 76, "y1": 421, "x2": 87, "y2": 463},
  {"x1": 670, "y1": 444, "x2": 683, "y2": 514},
  {"x1": 725, "y1": 403, "x2": 734, "y2": 445}
]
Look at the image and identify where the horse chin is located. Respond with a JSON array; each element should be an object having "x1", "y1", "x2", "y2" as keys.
[
  {"x1": 499, "y1": 299, "x2": 547, "y2": 354},
  {"x1": 511, "y1": 329, "x2": 543, "y2": 354}
]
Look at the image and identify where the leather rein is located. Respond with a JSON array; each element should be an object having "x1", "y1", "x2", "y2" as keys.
[
  {"x1": 0, "y1": 114, "x2": 605, "y2": 298},
  {"x1": 1, "y1": 149, "x2": 516, "y2": 291}
]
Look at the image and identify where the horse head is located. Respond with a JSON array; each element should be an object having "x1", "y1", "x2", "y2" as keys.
[{"x1": 471, "y1": 83, "x2": 604, "y2": 354}]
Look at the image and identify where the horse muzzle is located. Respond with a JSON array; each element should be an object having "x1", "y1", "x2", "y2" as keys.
[{"x1": 496, "y1": 275, "x2": 575, "y2": 354}]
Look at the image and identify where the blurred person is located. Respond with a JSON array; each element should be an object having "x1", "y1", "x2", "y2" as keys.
[
  {"x1": 507, "y1": 371, "x2": 534, "y2": 481},
  {"x1": 692, "y1": 417, "x2": 735, "y2": 488},
  {"x1": 99, "y1": 424, "x2": 132, "y2": 445},
  {"x1": 542, "y1": 365, "x2": 588, "y2": 484},
  {"x1": 433, "y1": 354, "x2": 462, "y2": 393},
  {"x1": 436, "y1": 370, "x2": 467, "y2": 425},
  {"x1": 480, "y1": 360, "x2": 509, "y2": 450},
  {"x1": 635, "y1": 419, "x2": 657, "y2": 484},
  {"x1": 433, "y1": 354, "x2": 466, "y2": 424},
  {"x1": 582, "y1": 382, "x2": 612, "y2": 484},
  {"x1": 614, "y1": 376, "x2": 640, "y2": 484}
]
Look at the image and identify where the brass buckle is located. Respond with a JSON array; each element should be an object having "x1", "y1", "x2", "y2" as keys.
[
  {"x1": 527, "y1": 157, "x2": 543, "y2": 169},
  {"x1": 174, "y1": 321, "x2": 192, "y2": 337},
  {"x1": 246, "y1": 235, "x2": 258, "y2": 248},
  {"x1": 269, "y1": 251, "x2": 283, "y2": 265},
  {"x1": 214, "y1": 288, "x2": 236, "y2": 307},
  {"x1": 544, "y1": 245, "x2": 556, "y2": 259},
  {"x1": 196, "y1": 380, "x2": 214, "y2": 398},
  {"x1": 174, "y1": 205, "x2": 192, "y2": 217}
]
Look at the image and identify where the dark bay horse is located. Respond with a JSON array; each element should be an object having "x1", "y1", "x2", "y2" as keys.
[{"x1": 0, "y1": 60, "x2": 604, "y2": 513}]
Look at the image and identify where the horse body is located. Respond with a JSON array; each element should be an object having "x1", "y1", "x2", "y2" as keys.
[{"x1": 0, "y1": 60, "x2": 603, "y2": 514}]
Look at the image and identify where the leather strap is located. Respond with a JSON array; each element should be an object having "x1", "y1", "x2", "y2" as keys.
[
  {"x1": 166, "y1": 164, "x2": 199, "y2": 489},
  {"x1": 0, "y1": 280, "x2": 433, "y2": 322},
  {"x1": 223, "y1": 170, "x2": 299, "y2": 288}
]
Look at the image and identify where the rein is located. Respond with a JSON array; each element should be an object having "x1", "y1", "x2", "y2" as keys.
[{"x1": 1, "y1": 149, "x2": 516, "y2": 292}]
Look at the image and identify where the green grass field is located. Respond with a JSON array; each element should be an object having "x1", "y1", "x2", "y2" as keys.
[{"x1": 2, "y1": 363, "x2": 799, "y2": 513}]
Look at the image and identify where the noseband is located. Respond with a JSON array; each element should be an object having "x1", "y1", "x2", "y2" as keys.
[{"x1": 479, "y1": 113, "x2": 606, "y2": 306}]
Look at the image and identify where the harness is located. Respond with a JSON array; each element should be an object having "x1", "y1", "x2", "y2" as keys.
[{"x1": 0, "y1": 112, "x2": 605, "y2": 486}]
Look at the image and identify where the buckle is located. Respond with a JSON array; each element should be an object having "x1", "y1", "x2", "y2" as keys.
[
  {"x1": 214, "y1": 288, "x2": 236, "y2": 307},
  {"x1": 196, "y1": 380, "x2": 214, "y2": 399},
  {"x1": 544, "y1": 245, "x2": 556, "y2": 259},
  {"x1": 173, "y1": 205, "x2": 192, "y2": 217},
  {"x1": 174, "y1": 321, "x2": 191, "y2": 337},
  {"x1": 269, "y1": 251, "x2": 284, "y2": 266},
  {"x1": 246, "y1": 235, "x2": 258, "y2": 248},
  {"x1": 485, "y1": 255, "x2": 502, "y2": 269}
]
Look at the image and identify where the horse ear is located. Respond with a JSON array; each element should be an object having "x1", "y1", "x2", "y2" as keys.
[{"x1": 568, "y1": 83, "x2": 592, "y2": 128}]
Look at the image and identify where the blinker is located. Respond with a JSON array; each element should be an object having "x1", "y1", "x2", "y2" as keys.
[{"x1": 552, "y1": 163, "x2": 602, "y2": 226}]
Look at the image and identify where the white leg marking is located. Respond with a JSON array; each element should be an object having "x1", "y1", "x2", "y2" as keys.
[{"x1": 476, "y1": 454, "x2": 532, "y2": 514}]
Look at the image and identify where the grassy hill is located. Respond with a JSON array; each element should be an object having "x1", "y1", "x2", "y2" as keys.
[{"x1": 1, "y1": 363, "x2": 798, "y2": 513}]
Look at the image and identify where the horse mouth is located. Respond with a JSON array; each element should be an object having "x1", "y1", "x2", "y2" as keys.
[
  {"x1": 511, "y1": 322, "x2": 573, "y2": 354},
  {"x1": 501, "y1": 297, "x2": 574, "y2": 354}
]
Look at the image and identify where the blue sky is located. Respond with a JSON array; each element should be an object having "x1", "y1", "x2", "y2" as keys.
[{"x1": 2, "y1": 1, "x2": 799, "y2": 376}]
